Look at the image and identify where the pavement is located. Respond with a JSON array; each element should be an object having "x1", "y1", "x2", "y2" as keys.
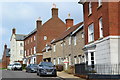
[{"x1": 57, "y1": 71, "x2": 86, "y2": 80}]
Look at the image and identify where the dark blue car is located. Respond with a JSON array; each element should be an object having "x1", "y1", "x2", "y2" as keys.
[
  {"x1": 26, "y1": 64, "x2": 38, "y2": 73},
  {"x1": 37, "y1": 62, "x2": 57, "y2": 77}
]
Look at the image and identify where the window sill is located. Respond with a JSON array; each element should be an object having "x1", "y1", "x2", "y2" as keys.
[
  {"x1": 98, "y1": 37, "x2": 103, "y2": 40},
  {"x1": 88, "y1": 13, "x2": 92, "y2": 17},
  {"x1": 88, "y1": 41, "x2": 94, "y2": 44},
  {"x1": 97, "y1": 4, "x2": 102, "y2": 10}
]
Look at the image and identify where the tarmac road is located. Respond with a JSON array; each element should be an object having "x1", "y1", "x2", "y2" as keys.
[{"x1": 1, "y1": 70, "x2": 63, "y2": 80}]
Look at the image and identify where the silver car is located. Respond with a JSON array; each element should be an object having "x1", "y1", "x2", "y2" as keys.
[
  {"x1": 37, "y1": 62, "x2": 57, "y2": 77},
  {"x1": 11, "y1": 62, "x2": 22, "y2": 71}
]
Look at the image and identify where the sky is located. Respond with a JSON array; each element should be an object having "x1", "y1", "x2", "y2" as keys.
[{"x1": 0, "y1": 1, "x2": 83, "y2": 59}]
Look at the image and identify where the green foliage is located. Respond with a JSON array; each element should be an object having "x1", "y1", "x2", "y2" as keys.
[{"x1": 22, "y1": 64, "x2": 27, "y2": 70}]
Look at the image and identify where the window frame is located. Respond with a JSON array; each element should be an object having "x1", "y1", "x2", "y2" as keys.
[
  {"x1": 88, "y1": 23, "x2": 94, "y2": 42},
  {"x1": 99, "y1": 17, "x2": 103, "y2": 38},
  {"x1": 88, "y1": 1, "x2": 92, "y2": 15}
]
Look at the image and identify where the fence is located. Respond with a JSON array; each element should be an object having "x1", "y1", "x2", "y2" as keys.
[{"x1": 75, "y1": 63, "x2": 120, "y2": 79}]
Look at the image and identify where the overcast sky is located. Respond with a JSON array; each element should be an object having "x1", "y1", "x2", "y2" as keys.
[{"x1": 0, "y1": 1, "x2": 83, "y2": 59}]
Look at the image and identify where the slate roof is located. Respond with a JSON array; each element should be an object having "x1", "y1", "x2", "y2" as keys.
[
  {"x1": 5, "y1": 48, "x2": 10, "y2": 57},
  {"x1": 51, "y1": 22, "x2": 83, "y2": 44},
  {"x1": 16, "y1": 34, "x2": 27, "y2": 41},
  {"x1": 24, "y1": 28, "x2": 37, "y2": 39}
]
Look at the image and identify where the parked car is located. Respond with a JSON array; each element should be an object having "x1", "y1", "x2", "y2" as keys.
[
  {"x1": 7, "y1": 64, "x2": 13, "y2": 70},
  {"x1": 26, "y1": 64, "x2": 38, "y2": 73},
  {"x1": 37, "y1": 62, "x2": 57, "y2": 77},
  {"x1": 11, "y1": 62, "x2": 22, "y2": 71}
]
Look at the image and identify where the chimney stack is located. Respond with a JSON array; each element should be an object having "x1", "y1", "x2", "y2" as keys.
[
  {"x1": 36, "y1": 17, "x2": 42, "y2": 29},
  {"x1": 51, "y1": 4, "x2": 58, "y2": 18},
  {"x1": 65, "y1": 13, "x2": 74, "y2": 29},
  {"x1": 4, "y1": 44, "x2": 7, "y2": 49},
  {"x1": 12, "y1": 28, "x2": 16, "y2": 34}
]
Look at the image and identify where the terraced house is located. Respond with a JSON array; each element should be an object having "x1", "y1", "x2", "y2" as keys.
[
  {"x1": 43, "y1": 14, "x2": 84, "y2": 71},
  {"x1": 79, "y1": 0, "x2": 120, "y2": 74},
  {"x1": 10, "y1": 28, "x2": 26, "y2": 64},
  {"x1": 23, "y1": 5, "x2": 66, "y2": 65},
  {"x1": 2, "y1": 44, "x2": 10, "y2": 68}
]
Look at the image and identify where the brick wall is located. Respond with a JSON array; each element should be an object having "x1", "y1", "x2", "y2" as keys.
[
  {"x1": 24, "y1": 32, "x2": 36, "y2": 57},
  {"x1": 51, "y1": 40, "x2": 64, "y2": 65},
  {"x1": 83, "y1": 2, "x2": 120, "y2": 45}
]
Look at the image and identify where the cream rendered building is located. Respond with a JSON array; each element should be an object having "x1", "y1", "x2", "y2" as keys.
[{"x1": 10, "y1": 28, "x2": 26, "y2": 64}]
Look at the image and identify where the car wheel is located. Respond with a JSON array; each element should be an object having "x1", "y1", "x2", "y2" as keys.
[
  {"x1": 37, "y1": 72, "x2": 39, "y2": 75},
  {"x1": 54, "y1": 75, "x2": 57, "y2": 77}
]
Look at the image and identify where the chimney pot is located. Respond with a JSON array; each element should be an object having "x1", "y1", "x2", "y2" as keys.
[
  {"x1": 36, "y1": 17, "x2": 42, "y2": 29},
  {"x1": 51, "y1": 4, "x2": 58, "y2": 18},
  {"x1": 4, "y1": 44, "x2": 7, "y2": 49},
  {"x1": 12, "y1": 28, "x2": 16, "y2": 34},
  {"x1": 65, "y1": 14, "x2": 74, "y2": 29}
]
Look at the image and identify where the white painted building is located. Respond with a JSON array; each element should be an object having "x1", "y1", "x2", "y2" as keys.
[{"x1": 10, "y1": 28, "x2": 26, "y2": 64}]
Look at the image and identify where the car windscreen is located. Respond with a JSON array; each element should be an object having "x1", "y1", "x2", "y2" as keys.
[
  {"x1": 41, "y1": 62, "x2": 54, "y2": 67},
  {"x1": 14, "y1": 63, "x2": 21, "y2": 65}
]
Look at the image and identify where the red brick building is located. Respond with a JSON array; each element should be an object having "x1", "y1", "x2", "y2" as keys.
[
  {"x1": 79, "y1": 0, "x2": 120, "y2": 73},
  {"x1": 2, "y1": 44, "x2": 10, "y2": 68},
  {"x1": 23, "y1": 5, "x2": 66, "y2": 65}
]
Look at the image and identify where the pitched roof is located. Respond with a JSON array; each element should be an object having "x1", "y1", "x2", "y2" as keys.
[
  {"x1": 51, "y1": 22, "x2": 83, "y2": 43},
  {"x1": 5, "y1": 48, "x2": 10, "y2": 57},
  {"x1": 24, "y1": 28, "x2": 37, "y2": 40},
  {"x1": 16, "y1": 34, "x2": 27, "y2": 41}
]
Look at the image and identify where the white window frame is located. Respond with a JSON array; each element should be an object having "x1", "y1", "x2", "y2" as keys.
[
  {"x1": 74, "y1": 57, "x2": 77, "y2": 64},
  {"x1": 99, "y1": 17, "x2": 103, "y2": 38},
  {"x1": 34, "y1": 46, "x2": 36, "y2": 54},
  {"x1": 81, "y1": 32, "x2": 84, "y2": 39},
  {"x1": 88, "y1": 1, "x2": 92, "y2": 15},
  {"x1": 34, "y1": 36, "x2": 36, "y2": 41},
  {"x1": 74, "y1": 36, "x2": 77, "y2": 46},
  {"x1": 88, "y1": 23, "x2": 94, "y2": 42},
  {"x1": 69, "y1": 37, "x2": 71, "y2": 45},
  {"x1": 98, "y1": 0, "x2": 102, "y2": 7},
  {"x1": 25, "y1": 50, "x2": 26, "y2": 56},
  {"x1": 69, "y1": 55, "x2": 71, "y2": 65},
  {"x1": 53, "y1": 45, "x2": 56, "y2": 52},
  {"x1": 58, "y1": 57, "x2": 61, "y2": 64},
  {"x1": 53, "y1": 58, "x2": 56, "y2": 65}
]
